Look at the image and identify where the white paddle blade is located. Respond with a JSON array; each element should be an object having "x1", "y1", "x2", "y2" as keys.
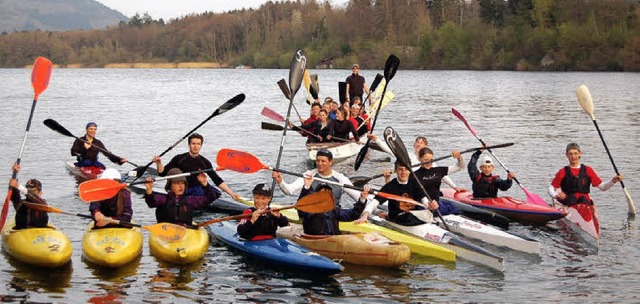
[{"x1": 576, "y1": 84, "x2": 596, "y2": 120}]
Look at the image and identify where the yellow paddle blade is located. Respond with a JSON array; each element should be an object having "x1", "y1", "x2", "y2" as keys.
[{"x1": 143, "y1": 223, "x2": 187, "y2": 242}]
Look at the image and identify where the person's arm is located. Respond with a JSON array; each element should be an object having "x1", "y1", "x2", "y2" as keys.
[
  {"x1": 273, "y1": 171, "x2": 305, "y2": 196},
  {"x1": 71, "y1": 138, "x2": 85, "y2": 158},
  {"x1": 338, "y1": 186, "x2": 370, "y2": 222},
  {"x1": 349, "y1": 122, "x2": 360, "y2": 142},
  {"x1": 443, "y1": 151, "x2": 464, "y2": 190},
  {"x1": 468, "y1": 150, "x2": 482, "y2": 181},
  {"x1": 496, "y1": 175, "x2": 514, "y2": 191},
  {"x1": 152, "y1": 155, "x2": 164, "y2": 174},
  {"x1": 236, "y1": 209, "x2": 256, "y2": 239}
]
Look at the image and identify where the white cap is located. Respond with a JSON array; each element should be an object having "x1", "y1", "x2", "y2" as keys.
[
  {"x1": 99, "y1": 168, "x2": 121, "y2": 180},
  {"x1": 480, "y1": 156, "x2": 493, "y2": 167}
]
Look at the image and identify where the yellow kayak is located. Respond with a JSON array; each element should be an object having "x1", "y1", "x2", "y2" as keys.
[
  {"x1": 82, "y1": 222, "x2": 143, "y2": 268},
  {"x1": 1, "y1": 221, "x2": 72, "y2": 268},
  {"x1": 148, "y1": 223, "x2": 209, "y2": 265}
]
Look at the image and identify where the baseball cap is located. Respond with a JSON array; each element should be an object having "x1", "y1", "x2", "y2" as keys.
[
  {"x1": 25, "y1": 179, "x2": 42, "y2": 191},
  {"x1": 352, "y1": 63, "x2": 359, "y2": 69},
  {"x1": 481, "y1": 156, "x2": 494, "y2": 167},
  {"x1": 316, "y1": 149, "x2": 333, "y2": 160},
  {"x1": 252, "y1": 183, "x2": 272, "y2": 196}
]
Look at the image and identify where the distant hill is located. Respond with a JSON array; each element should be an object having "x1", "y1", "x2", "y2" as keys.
[{"x1": 0, "y1": 0, "x2": 129, "y2": 33}]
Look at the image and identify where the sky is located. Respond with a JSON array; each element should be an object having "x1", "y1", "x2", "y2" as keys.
[{"x1": 96, "y1": 0, "x2": 349, "y2": 21}]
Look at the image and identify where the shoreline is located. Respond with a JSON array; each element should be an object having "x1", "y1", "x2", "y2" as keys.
[{"x1": 39, "y1": 62, "x2": 239, "y2": 69}]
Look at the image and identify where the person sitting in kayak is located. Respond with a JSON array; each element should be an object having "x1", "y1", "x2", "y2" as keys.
[
  {"x1": 414, "y1": 147, "x2": 465, "y2": 216},
  {"x1": 548, "y1": 143, "x2": 622, "y2": 206},
  {"x1": 89, "y1": 168, "x2": 133, "y2": 228},
  {"x1": 411, "y1": 136, "x2": 464, "y2": 192},
  {"x1": 354, "y1": 160, "x2": 438, "y2": 226},
  {"x1": 8, "y1": 163, "x2": 48, "y2": 229},
  {"x1": 272, "y1": 149, "x2": 369, "y2": 235},
  {"x1": 71, "y1": 122, "x2": 127, "y2": 172},
  {"x1": 237, "y1": 183, "x2": 289, "y2": 240},
  {"x1": 468, "y1": 149, "x2": 515, "y2": 198},
  {"x1": 328, "y1": 108, "x2": 359, "y2": 143},
  {"x1": 144, "y1": 168, "x2": 219, "y2": 228},
  {"x1": 296, "y1": 109, "x2": 332, "y2": 143}
]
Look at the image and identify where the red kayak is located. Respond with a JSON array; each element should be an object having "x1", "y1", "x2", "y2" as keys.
[
  {"x1": 555, "y1": 203, "x2": 599, "y2": 248},
  {"x1": 441, "y1": 189, "x2": 566, "y2": 225},
  {"x1": 65, "y1": 160, "x2": 103, "y2": 181}
]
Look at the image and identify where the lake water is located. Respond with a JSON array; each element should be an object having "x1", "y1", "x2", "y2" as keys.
[{"x1": 0, "y1": 67, "x2": 639, "y2": 303}]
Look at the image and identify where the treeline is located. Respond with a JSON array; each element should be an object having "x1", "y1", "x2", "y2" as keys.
[{"x1": 0, "y1": 0, "x2": 639, "y2": 71}]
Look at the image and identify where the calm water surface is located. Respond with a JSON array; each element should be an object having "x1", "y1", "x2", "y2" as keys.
[{"x1": 0, "y1": 67, "x2": 639, "y2": 303}]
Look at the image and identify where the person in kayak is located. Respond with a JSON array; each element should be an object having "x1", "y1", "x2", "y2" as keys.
[
  {"x1": 548, "y1": 142, "x2": 623, "y2": 206},
  {"x1": 237, "y1": 183, "x2": 289, "y2": 240},
  {"x1": 468, "y1": 149, "x2": 515, "y2": 198},
  {"x1": 328, "y1": 108, "x2": 359, "y2": 143},
  {"x1": 272, "y1": 149, "x2": 369, "y2": 235},
  {"x1": 8, "y1": 163, "x2": 48, "y2": 229},
  {"x1": 345, "y1": 63, "x2": 372, "y2": 105},
  {"x1": 71, "y1": 122, "x2": 127, "y2": 171},
  {"x1": 152, "y1": 133, "x2": 237, "y2": 201},
  {"x1": 412, "y1": 136, "x2": 464, "y2": 192},
  {"x1": 414, "y1": 147, "x2": 465, "y2": 216},
  {"x1": 89, "y1": 168, "x2": 133, "y2": 228},
  {"x1": 297, "y1": 109, "x2": 331, "y2": 143},
  {"x1": 144, "y1": 168, "x2": 219, "y2": 228},
  {"x1": 354, "y1": 160, "x2": 438, "y2": 226}
]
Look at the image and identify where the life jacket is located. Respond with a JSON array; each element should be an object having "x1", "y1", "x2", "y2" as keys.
[
  {"x1": 99, "y1": 191, "x2": 125, "y2": 217},
  {"x1": 473, "y1": 174, "x2": 499, "y2": 198},
  {"x1": 155, "y1": 195, "x2": 193, "y2": 227},
  {"x1": 560, "y1": 165, "x2": 591, "y2": 195},
  {"x1": 15, "y1": 198, "x2": 49, "y2": 229}
]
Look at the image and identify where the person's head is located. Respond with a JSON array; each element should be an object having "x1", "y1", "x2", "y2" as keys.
[
  {"x1": 85, "y1": 122, "x2": 97, "y2": 138},
  {"x1": 394, "y1": 160, "x2": 411, "y2": 182},
  {"x1": 315, "y1": 183, "x2": 333, "y2": 193},
  {"x1": 418, "y1": 147, "x2": 434, "y2": 169},
  {"x1": 318, "y1": 109, "x2": 329, "y2": 123},
  {"x1": 479, "y1": 156, "x2": 494, "y2": 175},
  {"x1": 165, "y1": 168, "x2": 187, "y2": 195},
  {"x1": 350, "y1": 104, "x2": 361, "y2": 117},
  {"x1": 352, "y1": 63, "x2": 360, "y2": 75},
  {"x1": 187, "y1": 133, "x2": 204, "y2": 156},
  {"x1": 315, "y1": 149, "x2": 334, "y2": 175},
  {"x1": 414, "y1": 136, "x2": 428, "y2": 153},
  {"x1": 330, "y1": 101, "x2": 339, "y2": 111},
  {"x1": 25, "y1": 179, "x2": 42, "y2": 196},
  {"x1": 310, "y1": 103, "x2": 321, "y2": 116},
  {"x1": 336, "y1": 107, "x2": 348, "y2": 121},
  {"x1": 565, "y1": 142, "x2": 582, "y2": 166},
  {"x1": 252, "y1": 183, "x2": 272, "y2": 210},
  {"x1": 99, "y1": 168, "x2": 121, "y2": 181},
  {"x1": 322, "y1": 98, "x2": 332, "y2": 113}
]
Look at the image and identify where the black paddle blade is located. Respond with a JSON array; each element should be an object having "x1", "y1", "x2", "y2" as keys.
[
  {"x1": 383, "y1": 127, "x2": 412, "y2": 168},
  {"x1": 369, "y1": 74, "x2": 384, "y2": 92},
  {"x1": 353, "y1": 142, "x2": 370, "y2": 171},
  {"x1": 338, "y1": 82, "x2": 347, "y2": 103},
  {"x1": 350, "y1": 175, "x2": 372, "y2": 188},
  {"x1": 277, "y1": 79, "x2": 291, "y2": 100},
  {"x1": 43, "y1": 118, "x2": 75, "y2": 138},
  {"x1": 261, "y1": 121, "x2": 285, "y2": 131},
  {"x1": 289, "y1": 49, "x2": 307, "y2": 98},
  {"x1": 383, "y1": 55, "x2": 400, "y2": 81},
  {"x1": 309, "y1": 82, "x2": 318, "y2": 100},
  {"x1": 213, "y1": 93, "x2": 245, "y2": 116}
]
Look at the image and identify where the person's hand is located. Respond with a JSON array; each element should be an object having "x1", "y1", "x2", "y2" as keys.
[
  {"x1": 366, "y1": 134, "x2": 378, "y2": 141},
  {"x1": 231, "y1": 193, "x2": 241, "y2": 201},
  {"x1": 360, "y1": 186, "x2": 370, "y2": 201},
  {"x1": 428, "y1": 200, "x2": 439, "y2": 211},
  {"x1": 272, "y1": 172, "x2": 283, "y2": 184},
  {"x1": 613, "y1": 174, "x2": 624, "y2": 183},
  {"x1": 120, "y1": 158, "x2": 128, "y2": 165},
  {"x1": 453, "y1": 187, "x2": 466, "y2": 193},
  {"x1": 302, "y1": 174, "x2": 313, "y2": 189},
  {"x1": 9, "y1": 179, "x2": 18, "y2": 188},
  {"x1": 507, "y1": 172, "x2": 516, "y2": 180},
  {"x1": 383, "y1": 170, "x2": 392, "y2": 183},
  {"x1": 11, "y1": 163, "x2": 20, "y2": 174},
  {"x1": 94, "y1": 211, "x2": 105, "y2": 223},
  {"x1": 556, "y1": 190, "x2": 567, "y2": 200},
  {"x1": 451, "y1": 150, "x2": 461, "y2": 159},
  {"x1": 144, "y1": 177, "x2": 154, "y2": 192},
  {"x1": 353, "y1": 211, "x2": 370, "y2": 224},
  {"x1": 327, "y1": 135, "x2": 332, "y2": 140},
  {"x1": 250, "y1": 210, "x2": 261, "y2": 223},
  {"x1": 197, "y1": 173, "x2": 208, "y2": 186},
  {"x1": 399, "y1": 201, "x2": 414, "y2": 212},
  {"x1": 378, "y1": 211, "x2": 388, "y2": 219},
  {"x1": 270, "y1": 209, "x2": 282, "y2": 218},
  {"x1": 152, "y1": 155, "x2": 162, "y2": 164}
]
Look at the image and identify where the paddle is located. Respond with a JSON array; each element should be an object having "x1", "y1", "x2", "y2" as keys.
[
  {"x1": 130, "y1": 93, "x2": 245, "y2": 182},
  {"x1": 451, "y1": 107, "x2": 549, "y2": 207},
  {"x1": 356, "y1": 90, "x2": 396, "y2": 132},
  {"x1": 349, "y1": 142, "x2": 515, "y2": 187},
  {"x1": 277, "y1": 77, "x2": 305, "y2": 120},
  {"x1": 0, "y1": 57, "x2": 53, "y2": 232},
  {"x1": 21, "y1": 201, "x2": 187, "y2": 241},
  {"x1": 362, "y1": 74, "x2": 384, "y2": 106},
  {"x1": 78, "y1": 168, "x2": 221, "y2": 202},
  {"x1": 576, "y1": 85, "x2": 636, "y2": 217},
  {"x1": 261, "y1": 121, "x2": 322, "y2": 141},
  {"x1": 383, "y1": 126, "x2": 450, "y2": 230},
  {"x1": 310, "y1": 74, "x2": 319, "y2": 101},
  {"x1": 216, "y1": 148, "x2": 421, "y2": 205},
  {"x1": 354, "y1": 55, "x2": 400, "y2": 171},
  {"x1": 196, "y1": 190, "x2": 334, "y2": 227}
]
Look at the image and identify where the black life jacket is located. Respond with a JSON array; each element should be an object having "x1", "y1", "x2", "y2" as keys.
[
  {"x1": 15, "y1": 198, "x2": 49, "y2": 229},
  {"x1": 155, "y1": 195, "x2": 193, "y2": 226},
  {"x1": 473, "y1": 174, "x2": 499, "y2": 198},
  {"x1": 560, "y1": 165, "x2": 591, "y2": 195}
]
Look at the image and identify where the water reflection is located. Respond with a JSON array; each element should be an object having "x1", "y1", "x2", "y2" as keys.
[{"x1": 4, "y1": 256, "x2": 73, "y2": 293}]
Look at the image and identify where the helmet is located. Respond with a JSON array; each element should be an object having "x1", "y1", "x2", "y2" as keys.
[{"x1": 99, "y1": 168, "x2": 121, "y2": 180}]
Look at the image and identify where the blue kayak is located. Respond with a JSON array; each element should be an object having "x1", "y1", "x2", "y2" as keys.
[{"x1": 208, "y1": 221, "x2": 343, "y2": 276}]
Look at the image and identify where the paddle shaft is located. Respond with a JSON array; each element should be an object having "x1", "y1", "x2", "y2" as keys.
[{"x1": 197, "y1": 204, "x2": 298, "y2": 227}]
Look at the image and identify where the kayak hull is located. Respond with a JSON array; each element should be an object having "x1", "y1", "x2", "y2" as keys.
[
  {"x1": 307, "y1": 142, "x2": 360, "y2": 163},
  {"x1": 1, "y1": 221, "x2": 72, "y2": 268},
  {"x1": 149, "y1": 224, "x2": 209, "y2": 264},
  {"x1": 82, "y1": 222, "x2": 143, "y2": 267},
  {"x1": 65, "y1": 160, "x2": 102, "y2": 181},
  {"x1": 556, "y1": 203, "x2": 600, "y2": 248}
]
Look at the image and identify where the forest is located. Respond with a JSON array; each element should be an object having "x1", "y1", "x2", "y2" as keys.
[{"x1": 0, "y1": 0, "x2": 638, "y2": 71}]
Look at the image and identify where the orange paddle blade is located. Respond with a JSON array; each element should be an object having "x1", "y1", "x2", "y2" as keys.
[
  {"x1": 295, "y1": 190, "x2": 334, "y2": 213},
  {"x1": 31, "y1": 57, "x2": 53, "y2": 100},
  {"x1": 216, "y1": 149, "x2": 269, "y2": 173},
  {"x1": 78, "y1": 179, "x2": 126, "y2": 202},
  {"x1": 376, "y1": 191, "x2": 423, "y2": 206},
  {"x1": 143, "y1": 223, "x2": 187, "y2": 242}
]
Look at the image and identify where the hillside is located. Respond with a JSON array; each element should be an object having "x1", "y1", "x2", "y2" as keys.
[{"x1": 0, "y1": 0, "x2": 128, "y2": 33}]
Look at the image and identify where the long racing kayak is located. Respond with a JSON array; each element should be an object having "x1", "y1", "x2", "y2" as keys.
[
  {"x1": 149, "y1": 224, "x2": 209, "y2": 264},
  {"x1": 1, "y1": 221, "x2": 72, "y2": 268},
  {"x1": 555, "y1": 202, "x2": 599, "y2": 248},
  {"x1": 82, "y1": 222, "x2": 143, "y2": 267}
]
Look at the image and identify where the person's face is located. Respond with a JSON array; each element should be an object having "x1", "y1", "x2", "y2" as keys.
[
  {"x1": 396, "y1": 165, "x2": 411, "y2": 182},
  {"x1": 189, "y1": 138, "x2": 202, "y2": 155},
  {"x1": 480, "y1": 164, "x2": 494, "y2": 175},
  {"x1": 315, "y1": 156, "x2": 333, "y2": 175},
  {"x1": 318, "y1": 111, "x2": 328, "y2": 122},
  {"x1": 331, "y1": 103, "x2": 338, "y2": 110},
  {"x1": 352, "y1": 66, "x2": 359, "y2": 74},
  {"x1": 253, "y1": 194, "x2": 271, "y2": 210},
  {"x1": 323, "y1": 103, "x2": 331, "y2": 113},
  {"x1": 311, "y1": 105, "x2": 321, "y2": 116},
  {"x1": 336, "y1": 110, "x2": 344, "y2": 120},
  {"x1": 86, "y1": 126, "x2": 97, "y2": 138},
  {"x1": 171, "y1": 181, "x2": 186, "y2": 195},
  {"x1": 566, "y1": 149, "x2": 582, "y2": 166},
  {"x1": 419, "y1": 152, "x2": 434, "y2": 169},
  {"x1": 413, "y1": 140, "x2": 427, "y2": 153},
  {"x1": 350, "y1": 107, "x2": 359, "y2": 116}
]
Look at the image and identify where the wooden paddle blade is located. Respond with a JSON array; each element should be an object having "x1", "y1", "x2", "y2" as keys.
[
  {"x1": 295, "y1": 190, "x2": 335, "y2": 213},
  {"x1": 43, "y1": 118, "x2": 75, "y2": 138},
  {"x1": 21, "y1": 201, "x2": 59, "y2": 213},
  {"x1": 261, "y1": 107, "x2": 285, "y2": 122},
  {"x1": 143, "y1": 223, "x2": 187, "y2": 242},
  {"x1": 213, "y1": 93, "x2": 245, "y2": 116},
  {"x1": 303, "y1": 69, "x2": 311, "y2": 97},
  {"x1": 78, "y1": 179, "x2": 126, "y2": 202},
  {"x1": 369, "y1": 74, "x2": 384, "y2": 92},
  {"x1": 289, "y1": 49, "x2": 307, "y2": 97},
  {"x1": 376, "y1": 191, "x2": 422, "y2": 205},
  {"x1": 31, "y1": 57, "x2": 53, "y2": 100},
  {"x1": 216, "y1": 149, "x2": 268, "y2": 173},
  {"x1": 261, "y1": 121, "x2": 285, "y2": 131},
  {"x1": 383, "y1": 55, "x2": 400, "y2": 81},
  {"x1": 451, "y1": 108, "x2": 478, "y2": 137},
  {"x1": 576, "y1": 84, "x2": 596, "y2": 120},
  {"x1": 383, "y1": 127, "x2": 412, "y2": 167},
  {"x1": 277, "y1": 79, "x2": 291, "y2": 100}
]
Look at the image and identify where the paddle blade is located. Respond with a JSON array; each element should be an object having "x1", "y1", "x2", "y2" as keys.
[
  {"x1": 383, "y1": 55, "x2": 400, "y2": 81},
  {"x1": 369, "y1": 74, "x2": 384, "y2": 92},
  {"x1": 338, "y1": 81, "x2": 347, "y2": 103},
  {"x1": 261, "y1": 121, "x2": 285, "y2": 131},
  {"x1": 216, "y1": 149, "x2": 268, "y2": 174},
  {"x1": 261, "y1": 107, "x2": 285, "y2": 122},
  {"x1": 31, "y1": 57, "x2": 53, "y2": 100},
  {"x1": 310, "y1": 74, "x2": 319, "y2": 99},
  {"x1": 78, "y1": 179, "x2": 126, "y2": 202},
  {"x1": 383, "y1": 127, "x2": 412, "y2": 168},
  {"x1": 213, "y1": 93, "x2": 245, "y2": 117},
  {"x1": 451, "y1": 108, "x2": 478, "y2": 137},
  {"x1": 353, "y1": 144, "x2": 369, "y2": 171},
  {"x1": 277, "y1": 79, "x2": 291, "y2": 100},
  {"x1": 143, "y1": 223, "x2": 187, "y2": 242},
  {"x1": 376, "y1": 191, "x2": 422, "y2": 205},
  {"x1": 523, "y1": 189, "x2": 551, "y2": 207},
  {"x1": 350, "y1": 176, "x2": 373, "y2": 188},
  {"x1": 576, "y1": 84, "x2": 596, "y2": 120},
  {"x1": 0, "y1": 190, "x2": 12, "y2": 231},
  {"x1": 288, "y1": 49, "x2": 307, "y2": 97},
  {"x1": 303, "y1": 69, "x2": 311, "y2": 97},
  {"x1": 43, "y1": 118, "x2": 75, "y2": 138},
  {"x1": 295, "y1": 190, "x2": 335, "y2": 213},
  {"x1": 623, "y1": 188, "x2": 637, "y2": 217}
]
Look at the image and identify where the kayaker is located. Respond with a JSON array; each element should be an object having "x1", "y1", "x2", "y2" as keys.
[
  {"x1": 89, "y1": 168, "x2": 133, "y2": 228},
  {"x1": 300, "y1": 109, "x2": 332, "y2": 143},
  {"x1": 468, "y1": 149, "x2": 515, "y2": 198},
  {"x1": 8, "y1": 163, "x2": 48, "y2": 229},
  {"x1": 152, "y1": 133, "x2": 238, "y2": 201},
  {"x1": 548, "y1": 142, "x2": 623, "y2": 206},
  {"x1": 345, "y1": 63, "x2": 372, "y2": 105},
  {"x1": 71, "y1": 121, "x2": 127, "y2": 171},
  {"x1": 411, "y1": 136, "x2": 464, "y2": 192},
  {"x1": 144, "y1": 168, "x2": 219, "y2": 228},
  {"x1": 302, "y1": 103, "x2": 322, "y2": 126},
  {"x1": 328, "y1": 108, "x2": 360, "y2": 143},
  {"x1": 354, "y1": 160, "x2": 437, "y2": 226},
  {"x1": 414, "y1": 147, "x2": 465, "y2": 216},
  {"x1": 237, "y1": 183, "x2": 289, "y2": 240},
  {"x1": 322, "y1": 97, "x2": 335, "y2": 121},
  {"x1": 351, "y1": 103, "x2": 370, "y2": 138}
]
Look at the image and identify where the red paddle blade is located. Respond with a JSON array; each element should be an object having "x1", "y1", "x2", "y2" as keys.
[
  {"x1": 261, "y1": 107, "x2": 285, "y2": 122},
  {"x1": 31, "y1": 57, "x2": 53, "y2": 100},
  {"x1": 523, "y1": 189, "x2": 550, "y2": 207},
  {"x1": 78, "y1": 179, "x2": 126, "y2": 202},
  {"x1": 0, "y1": 189, "x2": 13, "y2": 231},
  {"x1": 376, "y1": 191, "x2": 423, "y2": 206},
  {"x1": 216, "y1": 149, "x2": 268, "y2": 173},
  {"x1": 451, "y1": 108, "x2": 478, "y2": 137}
]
